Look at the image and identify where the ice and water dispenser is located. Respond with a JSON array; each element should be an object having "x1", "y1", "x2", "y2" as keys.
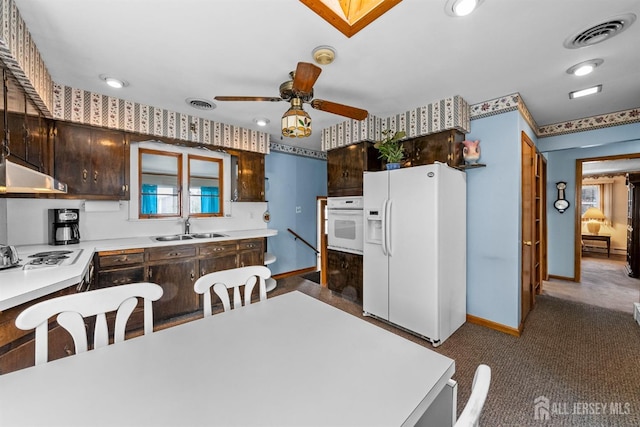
[{"x1": 365, "y1": 208, "x2": 383, "y2": 245}]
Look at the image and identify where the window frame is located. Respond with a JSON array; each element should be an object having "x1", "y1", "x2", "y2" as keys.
[
  {"x1": 188, "y1": 154, "x2": 224, "y2": 218},
  {"x1": 138, "y1": 148, "x2": 183, "y2": 219}
]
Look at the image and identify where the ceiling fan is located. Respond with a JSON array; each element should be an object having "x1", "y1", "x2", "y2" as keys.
[{"x1": 215, "y1": 62, "x2": 368, "y2": 137}]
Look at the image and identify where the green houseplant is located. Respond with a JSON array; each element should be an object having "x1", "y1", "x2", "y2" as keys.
[{"x1": 374, "y1": 129, "x2": 406, "y2": 168}]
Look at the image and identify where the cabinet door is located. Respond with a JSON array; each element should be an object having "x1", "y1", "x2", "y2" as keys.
[
  {"x1": 54, "y1": 122, "x2": 129, "y2": 199},
  {"x1": 237, "y1": 151, "x2": 265, "y2": 201},
  {"x1": 54, "y1": 122, "x2": 92, "y2": 194},
  {"x1": 411, "y1": 130, "x2": 464, "y2": 167},
  {"x1": 148, "y1": 260, "x2": 199, "y2": 323},
  {"x1": 327, "y1": 144, "x2": 365, "y2": 197},
  {"x1": 238, "y1": 239, "x2": 264, "y2": 267},
  {"x1": 326, "y1": 249, "x2": 363, "y2": 303},
  {"x1": 91, "y1": 128, "x2": 128, "y2": 198}
]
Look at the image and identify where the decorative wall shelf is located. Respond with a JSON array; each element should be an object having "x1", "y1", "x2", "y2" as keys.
[{"x1": 454, "y1": 163, "x2": 486, "y2": 171}]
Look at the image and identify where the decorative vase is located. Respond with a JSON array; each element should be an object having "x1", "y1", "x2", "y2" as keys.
[
  {"x1": 386, "y1": 162, "x2": 401, "y2": 170},
  {"x1": 462, "y1": 140, "x2": 481, "y2": 164}
]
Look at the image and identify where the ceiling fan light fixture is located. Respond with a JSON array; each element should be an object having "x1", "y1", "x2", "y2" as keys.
[
  {"x1": 445, "y1": 0, "x2": 483, "y2": 17},
  {"x1": 282, "y1": 98, "x2": 312, "y2": 138},
  {"x1": 312, "y1": 46, "x2": 336, "y2": 65},
  {"x1": 566, "y1": 59, "x2": 604, "y2": 76}
]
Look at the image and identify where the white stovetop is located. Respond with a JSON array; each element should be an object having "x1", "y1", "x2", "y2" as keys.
[{"x1": 0, "y1": 228, "x2": 277, "y2": 311}]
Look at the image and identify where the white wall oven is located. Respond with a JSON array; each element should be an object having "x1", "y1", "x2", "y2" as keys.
[{"x1": 327, "y1": 196, "x2": 364, "y2": 255}]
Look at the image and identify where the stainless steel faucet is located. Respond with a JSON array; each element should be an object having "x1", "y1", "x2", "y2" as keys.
[{"x1": 184, "y1": 216, "x2": 191, "y2": 234}]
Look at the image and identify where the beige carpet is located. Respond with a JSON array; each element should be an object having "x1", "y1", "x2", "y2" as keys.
[
  {"x1": 544, "y1": 255, "x2": 640, "y2": 314},
  {"x1": 276, "y1": 275, "x2": 640, "y2": 426}
]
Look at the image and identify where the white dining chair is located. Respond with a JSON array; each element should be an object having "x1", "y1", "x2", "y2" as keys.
[
  {"x1": 454, "y1": 364, "x2": 492, "y2": 427},
  {"x1": 194, "y1": 265, "x2": 271, "y2": 315},
  {"x1": 15, "y1": 282, "x2": 163, "y2": 365}
]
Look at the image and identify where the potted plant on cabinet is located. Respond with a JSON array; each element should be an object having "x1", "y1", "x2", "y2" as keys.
[{"x1": 374, "y1": 129, "x2": 407, "y2": 170}]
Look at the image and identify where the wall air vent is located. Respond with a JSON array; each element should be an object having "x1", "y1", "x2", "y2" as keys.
[
  {"x1": 564, "y1": 13, "x2": 636, "y2": 49},
  {"x1": 186, "y1": 98, "x2": 216, "y2": 110}
]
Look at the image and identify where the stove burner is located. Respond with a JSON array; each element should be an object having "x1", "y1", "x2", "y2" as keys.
[{"x1": 29, "y1": 250, "x2": 73, "y2": 258}]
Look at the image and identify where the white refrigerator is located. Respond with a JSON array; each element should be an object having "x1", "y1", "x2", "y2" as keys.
[{"x1": 363, "y1": 163, "x2": 466, "y2": 346}]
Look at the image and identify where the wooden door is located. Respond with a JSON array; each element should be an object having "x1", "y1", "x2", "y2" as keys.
[
  {"x1": 147, "y1": 260, "x2": 199, "y2": 323},
  {"x1": 54, "y1": 123, "x2": 92, "y2": 194},
  {"x1": 236, "y1": 151, "x2": 264, "y2": 201},
  {"x1": 521, "y1": 132, "x2": 536, "y2": 323}
]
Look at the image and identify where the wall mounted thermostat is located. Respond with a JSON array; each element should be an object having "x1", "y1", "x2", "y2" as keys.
[{"x1": 554, "y1": 181, "x2": 569, "y2": 213}]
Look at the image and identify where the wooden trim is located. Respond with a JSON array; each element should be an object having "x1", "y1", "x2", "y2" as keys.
[
  {"x1": 466, "y1": 314, "x2": 521, "y2": 337},
  {"x1": 548, "y1": 274, "x2": 578, "y2": 282},
  {"x1": 273, "y1": 266, "x2": 317, "y2": 280},
  {"x1": 299, "y1": 0, "x2": 403, "y2": 38},
  {"x1": 574, "y1": 160, "x2": 582, "y2": 282}
]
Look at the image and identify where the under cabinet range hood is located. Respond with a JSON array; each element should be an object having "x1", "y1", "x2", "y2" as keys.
[{"x1": 0, "y1": 159, "x2": 67, "y2": 193}]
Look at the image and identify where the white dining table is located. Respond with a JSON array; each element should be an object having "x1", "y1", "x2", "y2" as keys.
[{"x1": 0, "y1": 291, "x2": 456, "y2": 427}]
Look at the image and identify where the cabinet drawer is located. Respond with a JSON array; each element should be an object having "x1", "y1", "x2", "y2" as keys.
[
  {"x1": 98, "y1": 250, "x2": 144, "y2": 268},
  {"x1": 199, "y1": 242, "x2": 237, "y2": 256},
  {"x1": 147, "y1": 245, "x2": 197, "y2": 262},
  {"x1": 238, "y1": 239, "x2": 263, "y2": 251},
  {"x1": 95, "y1": 266, "x2": 146, "y2": 289}
]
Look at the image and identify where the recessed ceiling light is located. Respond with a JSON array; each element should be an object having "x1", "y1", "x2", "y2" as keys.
[
  {"x1": 569, "y1": 85, "x2": 602, "y2": 99},
  {"x1": 566, "y1": 59, "x2": 604, "y2": 76},
  {"x1": 253, "y1": 118, "x2": 270, "y2": 126},
  {"x1": 99, "y1": 75, "x2": 128, "y2": 88},
  {"x1": 444, "y1": 0, "x2": 483, "y2": 17}
]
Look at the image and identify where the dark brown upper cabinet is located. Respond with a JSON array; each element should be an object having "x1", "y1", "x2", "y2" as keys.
[{"x1": 54, "y1": 122, "x2": 129, "y2": 200}]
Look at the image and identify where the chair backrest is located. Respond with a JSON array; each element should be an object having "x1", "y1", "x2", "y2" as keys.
[
  {"x1": 455, "y1": 364, "x2": 491, "y2": 427},
  {"x1": 193, "y1": 266, "x2": 271, "y2": 315},
  {"x1": 15, "y1": 282, "x2": 163, "y2": 365}
]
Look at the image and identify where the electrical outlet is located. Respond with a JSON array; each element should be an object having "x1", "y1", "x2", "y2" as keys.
[{"x1": 296, "y1": 206, "x2": 302, "y2": 214}]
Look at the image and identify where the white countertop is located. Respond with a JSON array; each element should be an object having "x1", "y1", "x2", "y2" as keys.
[{"x1": 0, "y1": 228, "x2": 277, "y2": 311}]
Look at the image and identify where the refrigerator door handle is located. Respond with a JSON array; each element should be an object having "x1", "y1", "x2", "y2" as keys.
[
  {"x1": 381, "y1": 199, "x2": 388, "y2": 256},
  {"x1": 386, "y1": 199, "x2": 393, "y2": 256}
]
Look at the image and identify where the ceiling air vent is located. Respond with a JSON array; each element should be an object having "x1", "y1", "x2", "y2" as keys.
[
  {"x1": 564, "y1": 13, "x2": 636, "y2": 49},
  {"x1": 186, "y1": 98, "x2": 216, "y2": 110}
]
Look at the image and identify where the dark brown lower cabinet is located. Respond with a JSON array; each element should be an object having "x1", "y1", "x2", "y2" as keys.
[
  {"x1": 0, "y1": 285, "x2": 78, "y2": 375},
  {"x1": 147, "y1": 259, "x2": 199, "y2": 323},
  {"x1": 327, "y1": 249, "x2": 363, "y2": 304}
]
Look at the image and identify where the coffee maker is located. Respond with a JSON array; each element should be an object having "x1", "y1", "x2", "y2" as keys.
[{"x1": 49, "y1": 208, "x2": 80, "y2": 245}]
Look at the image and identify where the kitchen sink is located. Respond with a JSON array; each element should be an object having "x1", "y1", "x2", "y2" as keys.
[
  {"x1": 153, "y1": 232, "x2": 227, "y2": 242},
  {"x1": 189, "y1": 233, "x2": 227, "y2": 239},
  {"x1": 154, "y1": 234, "x2": 195, "y2": 242}
]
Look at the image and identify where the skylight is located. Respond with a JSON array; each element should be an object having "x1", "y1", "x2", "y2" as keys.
[{"x1": 300, "y1": 0, "x2": 403, "y2": 37}]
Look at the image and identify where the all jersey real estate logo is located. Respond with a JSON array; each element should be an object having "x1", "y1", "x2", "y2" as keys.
[{"x1": 534, "y1": 396, "x2": 631, "y2": 421}]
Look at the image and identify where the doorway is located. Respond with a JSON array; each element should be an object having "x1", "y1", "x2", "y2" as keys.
[{"x1": 543, "y1": 153, "x2": 640, "y2": 313}]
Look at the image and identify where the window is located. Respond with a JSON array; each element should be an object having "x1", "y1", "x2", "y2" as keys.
[
  {"x1": 139, "y1": 149, "x2": 182, "y2": 218},
  {"x1": 136, "y1": 144, "x2": 227, "y2": 219},
  {"x1": 581, "y1": 184, "x2": 601, "y2": 215},
  {"x1": 188, "y1": 155, "x2": 223, "y2": 217}
]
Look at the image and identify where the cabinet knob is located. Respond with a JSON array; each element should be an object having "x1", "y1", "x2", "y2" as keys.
[
  {"x1": 94, "y1": 170, "x2": 99, "y2": 182},
  {"x1": 82, "y1": 169, "x2": 88, "y2": 181},
  {"x1": 190, "y1": 272, "x2": 195, "y2": 281}
]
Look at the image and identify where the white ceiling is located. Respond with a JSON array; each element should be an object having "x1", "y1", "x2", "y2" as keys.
[{"x1": 12, "y1": 0, "x2": 640, "y2": 151}]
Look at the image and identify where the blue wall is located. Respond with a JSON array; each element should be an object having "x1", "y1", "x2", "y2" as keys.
[
  {"x1": 465, "y1": 110, "x2": 523, "y2": 328},
  {"x1": 265, "y1": 150, "x2": 327, "y2": 275},
  {"x1": 539, "y1": 122, "x2": 640, "y2": 278}
]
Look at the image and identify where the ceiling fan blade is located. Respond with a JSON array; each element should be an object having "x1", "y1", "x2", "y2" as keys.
[
  {"x1": 214, "y1": 96, "x2": 283, "y2": 102},
  {"x1": 311, "y1": 99, "x2": 368, "y2": 121},
  {"x1": 292, "y1": 62, "x2": 322, "y2": 94}
]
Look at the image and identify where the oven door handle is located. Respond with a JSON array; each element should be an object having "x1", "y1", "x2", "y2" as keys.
[{"x1": 327, "y1": 210, "x2": 363, "y2": 215}]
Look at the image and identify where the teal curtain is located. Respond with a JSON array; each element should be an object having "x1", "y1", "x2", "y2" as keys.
[
  {"x1": 141, "y1": 184, "x2": 158, "y2": 214},
  {"x1": 201, "y1": 187, "x2": 219, "y2": 213}
]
